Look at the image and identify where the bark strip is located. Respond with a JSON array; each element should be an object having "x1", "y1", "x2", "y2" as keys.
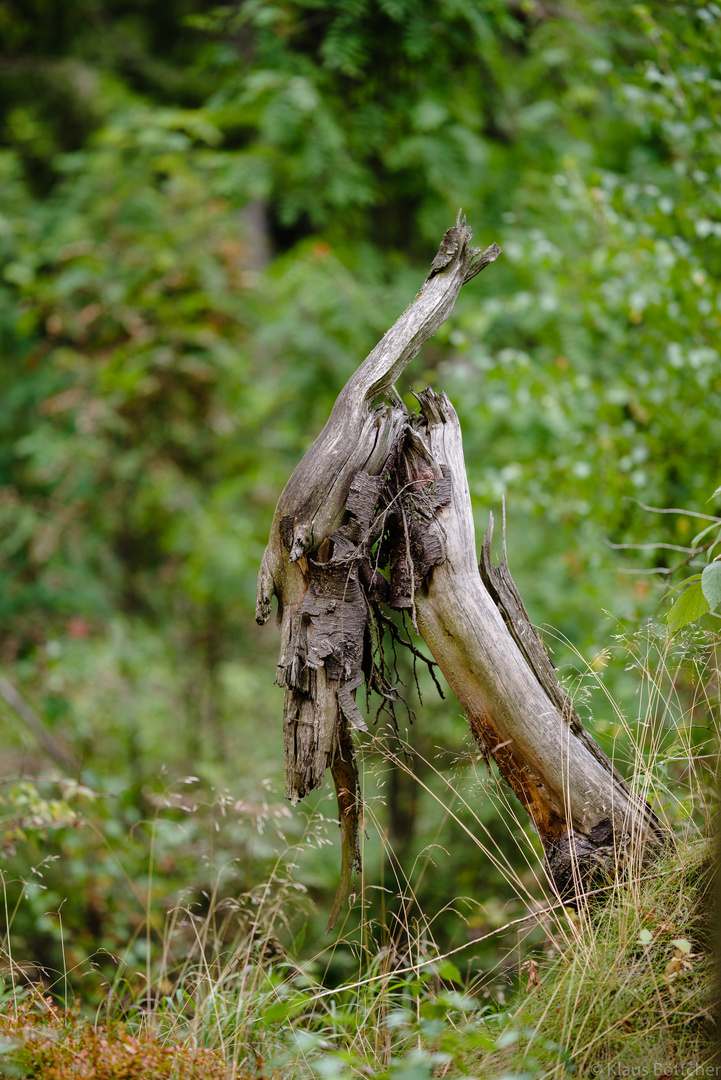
[{"x1": 479, "y1": 511, "x2": 635, "y2": 795}]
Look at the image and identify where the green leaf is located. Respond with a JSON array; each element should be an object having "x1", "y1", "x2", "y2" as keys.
[
  {"x1": 701, "y1": 561, "x2": 721, "y2": 611},
  {"x1": 667, "y1": 581, "x2": 709, "y2": 632},
  {"x1": 690, "y1": 521, "x2": 721, "y2": 546},
  {"x1": 671, "y1": 938, "x2": 692, "y2": 954},
  {"x1": 661, "y1": 573, "x2": 702, "y2": 601},
  {"x1": 637, "y1": 928, "x2": 653, "y2": 945},
  {"x1": 434, "y1": 959, "x2": 461, "y2": 983}
]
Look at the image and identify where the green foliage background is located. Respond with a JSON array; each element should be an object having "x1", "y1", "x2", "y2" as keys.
[{"x1": 0, "y1": 0, "x2": 719, "y2": 1006}]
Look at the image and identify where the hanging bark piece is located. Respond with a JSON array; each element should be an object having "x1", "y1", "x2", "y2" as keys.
[
  {"x1": 383, "y1": 427, "x2": 452, "y2": 614},
  {"x1": 257, "y1": 213, "x2": 664, "y2": 929}
]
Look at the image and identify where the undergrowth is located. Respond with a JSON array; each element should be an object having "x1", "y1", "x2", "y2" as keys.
[{"x1": 0, "y1": 627, "x2": 717, "y2": 1078}]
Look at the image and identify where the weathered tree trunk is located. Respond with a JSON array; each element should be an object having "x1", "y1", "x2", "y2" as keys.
[{"x1": 256, "y1": 213, "x2": 664, "y2": 930}]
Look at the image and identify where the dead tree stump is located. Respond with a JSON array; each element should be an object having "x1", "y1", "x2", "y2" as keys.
[{"x1": 256, "y1": 213, "x2": 664, "y2": 930}]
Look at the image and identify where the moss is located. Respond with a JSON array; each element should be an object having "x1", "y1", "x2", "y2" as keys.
[{"x1": 0, "y1": 995, "x2": 241, "y2": 1080}]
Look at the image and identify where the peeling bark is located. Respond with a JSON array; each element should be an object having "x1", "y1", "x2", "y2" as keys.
[{"x1": 257, "y1": 214, "x2": 664, "y2": 929}]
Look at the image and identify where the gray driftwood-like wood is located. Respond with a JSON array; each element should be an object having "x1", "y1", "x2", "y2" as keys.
[{"x1": 256, "y1": 214, "x2": 664, "y2": 930}]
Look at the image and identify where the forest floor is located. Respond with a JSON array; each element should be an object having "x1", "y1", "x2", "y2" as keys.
[{"x1": 0, "y1": 832, "x2": 715, "y2": 1080}]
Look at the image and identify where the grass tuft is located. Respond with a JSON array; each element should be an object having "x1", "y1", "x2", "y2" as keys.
[{"x1": 479, "y1": 836, "x2": 717, "y2": 1078}]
